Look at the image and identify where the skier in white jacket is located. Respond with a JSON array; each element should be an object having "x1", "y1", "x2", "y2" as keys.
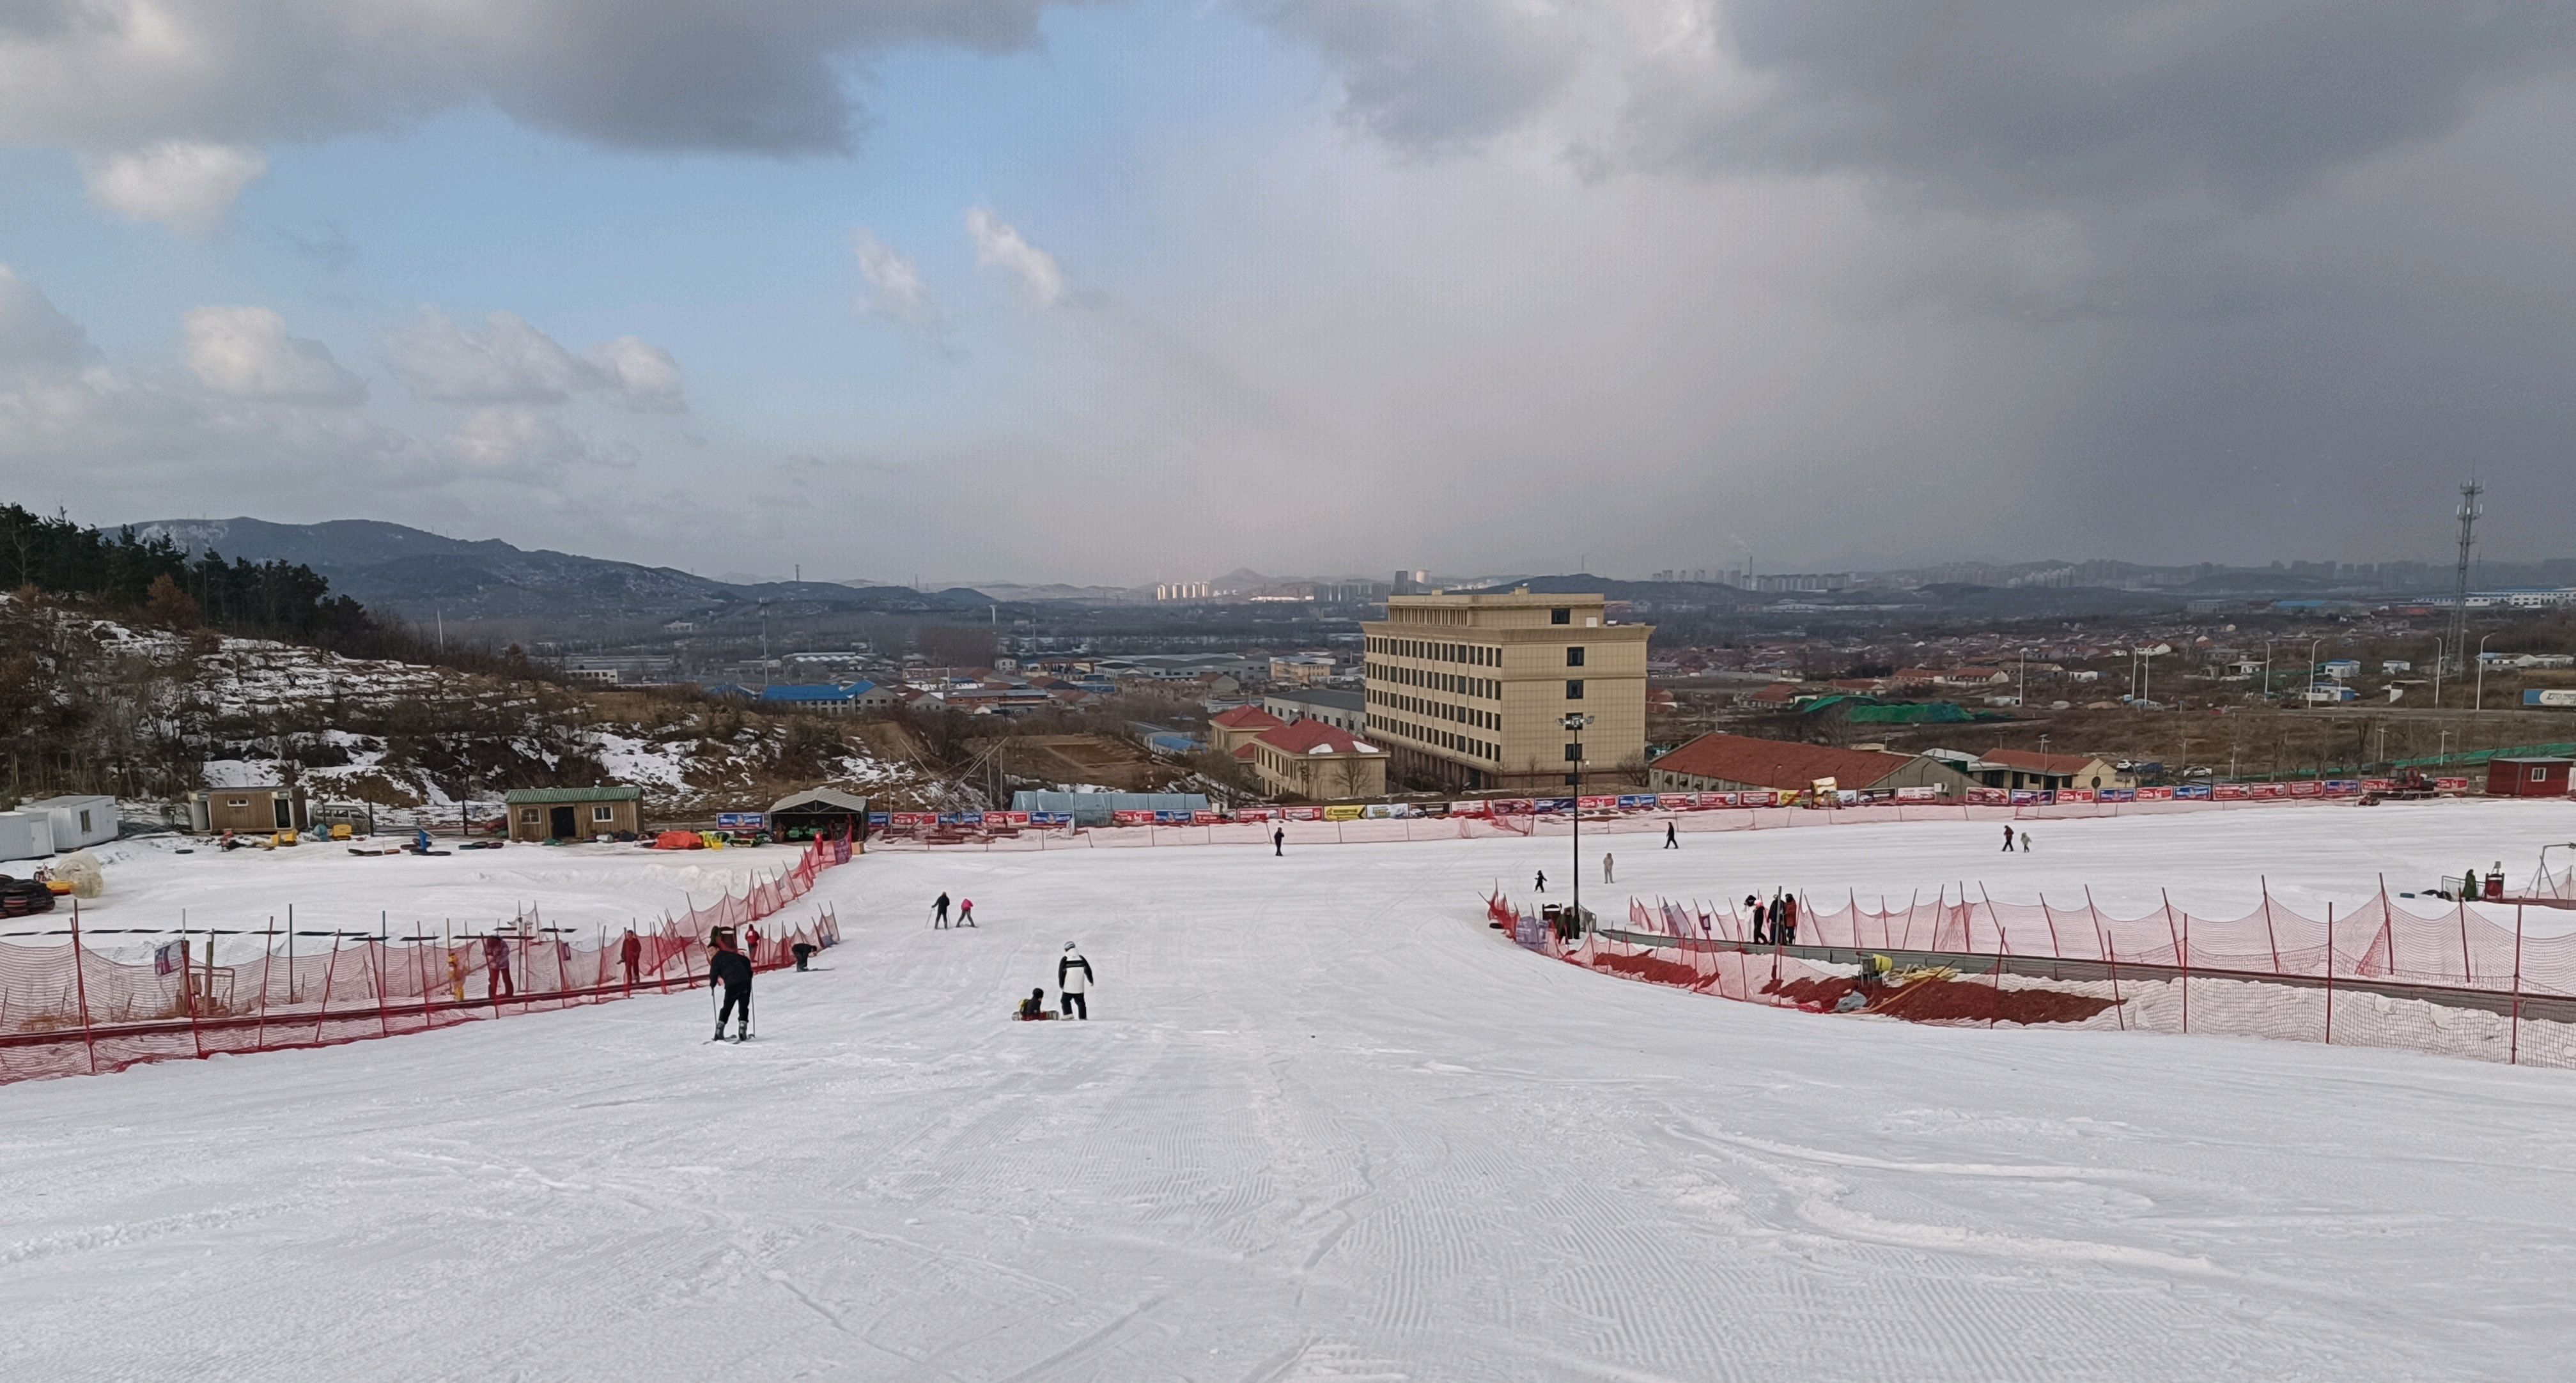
[{"x1": 1058, "y1": 942, "x2": 1095, "y2": 1020}]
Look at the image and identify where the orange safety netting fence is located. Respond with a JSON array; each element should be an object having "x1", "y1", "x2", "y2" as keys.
[
  {"x1": 1484, "y1": 880, "x2": 2576, "y2": 1068},
  {"x1": 0, "y1": 835, "x2": 854, "y2": 1086}
]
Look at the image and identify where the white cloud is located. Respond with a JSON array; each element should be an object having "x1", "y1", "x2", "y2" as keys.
[
  {"x1": 82, "y1": 142, "x2": 267, "y2": 233},
  {"x1": 583, "y1": 337, "x2": 687, "y2": 413},
  {"x1": 440, "y1": 408, "x2": 635, "y2": 477},
  {"x1": 181, "y1": 306, "x2": 366, "y2": 405},
  {"x1": 966, "y1": 207, "x2": 1067, "y2": 306},
  {"x1": 851, "y1": 227, "x2": 940, "y2": 328},
  {"x1": 387, "y1": 309, "x2": 684, "y2": 411}
]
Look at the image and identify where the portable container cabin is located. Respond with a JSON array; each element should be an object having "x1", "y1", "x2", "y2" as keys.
[
  {"x1": 198, "y1": 785, "x2": 309, "y2": 834},
  {"x1": 24, "y1": 794, "x2": 116, "y2": 849},
  {"x1": 0, "y1": 810, "x2": 56, "y2": 861},
  {"x1": 504, "y1": 786, "x2": 644, "y2": 842},
  {"x1": 2485, "y1": 756, "x2": 2573, "y2": 798}
]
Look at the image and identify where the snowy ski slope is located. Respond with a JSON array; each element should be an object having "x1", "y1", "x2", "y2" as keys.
[{"x1": 7, "y1": 801, "x2": 2576, "y2": 1380}]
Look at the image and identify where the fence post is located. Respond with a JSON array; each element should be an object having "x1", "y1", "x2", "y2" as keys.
[
  {"x1": 2260, "y1": 876, "x2": 2281, "y2": 976},
  {"x1": 1988, "y1": 949, "x2": 2003, "y2": 1030},
  {"x1": 182, "y1": 930, "x2": 206, "y2": 1061},
  {"x1": 311, "y1": 932, "x2": 341, "y2": 1046},
  {"x1": 2510, "y1": 904, "x2": 2525, "y2": 1066},
  {"x1": 254, "y1": 919, "x2": 274, "y2": 1054},
  {"x1": 371, "y1": 916, "x2": 391, "y2": 1039},
  {"x1": 2166, "y1": 891, "x2": 2189, "y2": 1036},
  {"x1": 2451, "y1": 875, "x2": 2472, "y2": 986},
  {"x1": 2322, "y1": 902, "x2": 2335, "y2": 1046},
  {"x1": 66, "y1": 900, "x2": 97, "y2": 1076}
]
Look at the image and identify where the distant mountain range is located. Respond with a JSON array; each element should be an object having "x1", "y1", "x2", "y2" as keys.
[{"x1": 130, "y1": 518, "x2": 991, "y2": 628}]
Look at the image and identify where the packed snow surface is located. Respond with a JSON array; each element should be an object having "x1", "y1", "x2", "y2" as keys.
[{"x1": 9, "y1": 801, "x2": 2576, "y2": 1380}]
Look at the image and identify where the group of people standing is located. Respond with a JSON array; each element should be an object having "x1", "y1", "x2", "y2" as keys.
[{"x1": 1746, "y1": 892, "x2": 1800, "y2": 945}]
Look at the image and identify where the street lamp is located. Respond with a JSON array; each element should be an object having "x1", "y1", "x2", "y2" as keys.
[
  {"x1": 2476, "y1": 633, "x2": 2495, "y2": 713},
  {"x1": 2308, "y1": 638, "x2": 2320, "y2": 709},
  {"x1": 1563, "y1": 713, "x2": 1594, "y2": 939},
  {"x1": 2432, "y1": 637, "x2": 2446, "y2": 709}
]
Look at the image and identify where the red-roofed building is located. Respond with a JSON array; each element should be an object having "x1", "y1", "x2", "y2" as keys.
[
  {"x1": 1209, "y1": 705, "x2": 1288, "y2": 759},
  {"x1": 1740, "y1": 683, "x2": 1806, "y2": 709},
  {"x1": 1250, "y1": 720, "x2": 1388, "y2": 801},
  {"x1": 1647, "y1": 732, "x2": 1967, "y2": 796}
]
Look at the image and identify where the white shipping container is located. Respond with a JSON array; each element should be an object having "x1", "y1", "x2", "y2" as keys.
[
  {"x1": 0, "y1": 810, "x2": 56, "y2": 862},
  {"x1": 26, "y1": 794, "x2": 117, "y2": 849}
]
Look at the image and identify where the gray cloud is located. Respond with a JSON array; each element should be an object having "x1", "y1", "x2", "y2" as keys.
[
  {"x1": 0, "y1": 1, "x2": 1083, "y2": 156},
  {"x1": 1253, "y1": 0, "x2": 1586, "y2": 150},
  {"x1": 386, "y1": 309, "x2": 685, "y2": 412}
]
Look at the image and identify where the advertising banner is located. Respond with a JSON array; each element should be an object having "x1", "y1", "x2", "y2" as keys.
[
  {"x1": 2097, "y1": 789, "x2": 2135, "y2": 802},
  {"x1": 1893, "y1": 785, "x2": 1941, "y2": 801},
  {"x1": 1617, "y1": 794, "x2": 1653, "y2": 810},
  {"x1": 2134, "y1": 787, "x2": 2174, "y2": 801},
  {"x1": 867, "y1": 812, "x2": 891, "y2": 827},
  {"x1": 2249, "y1": 782, "x2": 2289, "y2": 800},
  {"x1": 1578, "y1": 795, "x2": 1619, "y2": 811},
  {"x1": 153, "y1": 940, "x2": 183, "y2": 977},
  {"x1": 1324, "y1": 805, "x2": 1365, "y2": 821},
  {"x1": 890, "y1": 812, "x2": 936, "y2": 827},
  {"x1": 2210, "y1": 784, "x2": 2249, "y2": 801},
  {"x1": 715, "y1": 812, "x2": 766, "y2": 829},
  {"x1": 1284, "y1": 805, "x2": 1325, "y2": 821},
  {"x1": 1028, "y1": 812, "x2": 1071, "y2": 826},
  {"x1": 2434, "y1": 776, "x2": 2471, "y2": 793},
  {"x1": 2008, "y1": 789, "x2": 2044, "y2": 806},
  {"x1": 1966, "y1": 788, "x2": 2009, "y2": 805},
  {"x1": 1495, "y1": 798, "x2": 1535, "y2": 815},
  {"x1": 1233, "y1": 807, "x2": 1278, "y2": 822},
  {"x1": 2361, "y1": 778, "x2": 2396, "y2": 793},
  {"x1": 2058, "y1": 789, "x2": 2096, "y2": 804},
  {"x1": 1362, "y1": 803, "x2": 1411, "y2": 819},
  {"x1": 1153, "y1": 810, "x2": 1192, "y2": 824},
  {"x1": 2322, "y1": 780, "x2": 2361, "y2": 798},
  {"x1": 1111, "y1": 810, "x2": 1156, "y2": 825},
  {"x1": 1191, "y1": 811, "x2": 1225, "y2": 824},
  {"x1": 2175, "y1": 784, "x2": 2214, "y2": 800},
  {"x1": 2286, "y1": 781, "x2": 2322, "y2": 798},
  {"x1": 1533, "y1": 798, "x2": 1572, "y2": 814}
]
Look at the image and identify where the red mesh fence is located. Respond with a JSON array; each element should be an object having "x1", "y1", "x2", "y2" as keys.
[
  {"x1": 1480, "y1": 881, "x2": 2576, "y2": 1069},
  {"x1": 0, "y1": 835, "x2": 853, "y2": 1086}
]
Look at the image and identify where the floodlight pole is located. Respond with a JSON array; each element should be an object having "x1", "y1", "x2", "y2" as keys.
[
  {"x1": 2476, "y1": 633, "x2": 2495, "y2": 713},
  {"x1": 1564, "y1": 713, "x2": 1593, "y2": 939}
]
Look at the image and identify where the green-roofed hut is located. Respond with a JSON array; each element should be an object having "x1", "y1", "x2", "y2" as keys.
[{"x1": 504, "y1": 785, "x2": 644, "y2": 842}]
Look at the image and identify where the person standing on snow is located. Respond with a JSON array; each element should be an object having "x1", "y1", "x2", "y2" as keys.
[
  {"x1": 619, "y1": 928, "x2": 643, "y2": 989},
  {"x1": 709, "y1": 932, "x2": 754, "y2": 1041},
  {"x1": 1664, "y1": 821, "x2": 1678, "y2": 849},
  {"x1": 2017, "y1": 830, "x2": 2031, "y2": 853},
  {"x1": 958, "y1": 898, "x2": 976, "y2": 927},
  {"x1": 1603, "y1": 853, "x2": 1615, "y2": 884},
  {"x1": 1274, "y1": 827, "x2": 1286, "y2": 856},
  {"x1": 1747, "y1": 894, "x2": 1767, "y2": 944},
  {"x1": 1058, "y1": 942, "x2": 1094, "y2": 1020},
  {"x1": 2002, "y1": 822, "x2": 2015, "y2": 853},
  {"x1": 1535, "y1": 869, "x2": 1547, "y2": 894},
  {"x1": 482, "y1": 932, "x2": 515, "y2": 1002},
  {"x1": 1778, "y1": 893, "x2": 1800, "y2": 945},
  {"x1": 933, "y1": 892, "x2": 952, "y2": 929}
]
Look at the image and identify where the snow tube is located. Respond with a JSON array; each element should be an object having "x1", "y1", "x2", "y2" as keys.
[{"x1": 653, "y1": 830, "x2": 704, "y2": 850}]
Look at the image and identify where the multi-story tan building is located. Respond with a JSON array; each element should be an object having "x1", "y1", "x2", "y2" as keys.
[{"x1": 1361, "y1": 589, "x2": 1652, "y2": 791}]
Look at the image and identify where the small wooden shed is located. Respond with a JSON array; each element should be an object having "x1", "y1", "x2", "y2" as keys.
[
  {"x1": 2486, "y1": 757, "x2": 2573, "y2": 798},
  {"x1": 506, "y1": 786, "x2": 644, "y2": 841}
]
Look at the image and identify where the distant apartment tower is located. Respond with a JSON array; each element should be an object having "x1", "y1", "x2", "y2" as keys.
[
  {"x1": 1156, "y1": 581, "x2": 1212, "y2": 601},
  {"x1": 1393, "y1": 569, "x2": 1432, "y2": 596},
  {"x1": 1361, "y1": 589, "x2": 1651, "y2": 791}
]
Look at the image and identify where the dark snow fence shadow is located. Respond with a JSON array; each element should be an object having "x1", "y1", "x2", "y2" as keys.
[
  {"x1": 0, "y1": 837, "x2": 853, "y2": 1086},
  {"x1": 1487, "y1": 885, "x2": 2576, "y2": 1069}
]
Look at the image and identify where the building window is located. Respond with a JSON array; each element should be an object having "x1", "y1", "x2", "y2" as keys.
[
  {"x1": 1551, "y1": 608, "x2": 1571, "y2": 625},
  {"x1": 1566, "y1": 679, "x2": 1585, "y2": 699},
  {"x1": 1565, "y1": 647, "x2": 1585, "y2": 667},
  {"x1": 592, "y1": 805, "x2": 617, "y2": 823},
  {"x1": 521, "y1": 809, "x2": 541, "y2": 824}
]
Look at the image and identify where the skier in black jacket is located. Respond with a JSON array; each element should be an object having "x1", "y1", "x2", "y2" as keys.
[{"x1": 710, "y1": 936, "x2": 754, "y2": 1041}]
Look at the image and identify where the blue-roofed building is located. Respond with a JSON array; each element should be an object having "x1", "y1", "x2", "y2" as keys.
[{"x1": 758, "y1": 681, "x2": 894, "y2": 715}]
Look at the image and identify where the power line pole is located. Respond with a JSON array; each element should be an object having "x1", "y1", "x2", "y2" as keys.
[{"x1": 2448, "y1": 481, "x2": 2481, "y2": 685}]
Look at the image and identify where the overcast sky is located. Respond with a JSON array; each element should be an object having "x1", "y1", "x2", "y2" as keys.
[{"x1": 3, "y1": 1, "x2": 2571, "y2": 585}]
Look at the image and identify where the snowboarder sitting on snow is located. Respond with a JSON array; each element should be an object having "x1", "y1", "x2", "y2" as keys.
[
  {"x1": 710, "y1": 934, "x2": 754, "y2": 1041},
  {"x1": 1016, "y1": 987, "x2": 1056, "y2": 1021},
  {"x1": 1059, "y1": 942, "x2": 1094, "y2": 1020}
]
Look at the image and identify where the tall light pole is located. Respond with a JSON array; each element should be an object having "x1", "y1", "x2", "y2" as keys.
[
  {"x1": 2476, "y1": 633, "x2": 2495, "y2": 713},
  {"x1": 2263, "y1": 640, "x2": 2274, "y2": 702},
  {"x1": 2432, "y1": 637, "x2": 2446, "y2": 709},
  {"x1": 1563, "y1": 713, "x2": 1594, "y2": 939},
  {"x1": 2307, "y1": 638, "x2": 2321, "y2": 709}
]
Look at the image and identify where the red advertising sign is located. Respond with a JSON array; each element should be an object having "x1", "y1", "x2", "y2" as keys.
[
  {"x1": 2249, "y1": 782, "x2": 2289, "y2": 800},
  {"x1": 2433, "y1": 776, "x2": 2470, "y2": 793},
  {"x1": 1110, "y1": 810, "x2": 1156, "y2": 825},
  {"x1": 2286, "y1": 780, "x2": 2322, "y2": 798},
  {"x1": 1191, "y1": 811, "x2": 1225, "y2": 824},
  {"x1": 2058, "y1": 789, "x2": 2096, "y2": 804},
  {"x1": 890, "y1": 812, "x2": 936, "y2": 827},
  {"x1": 987, "y1": 811, "x2": 1031, "y2": 826},
  {"x1": 1578, "y1": 795, "x2": 1618, "y2": 810},
  {"x1": 1233, "y1": 807, "x2": 1277, "y2": 822},
  {"x1": 1283, "y1": 805, "x2": 1324, "y2": 821},
  {"x1": 2212, "y1": 783, "x2": 2251, "y2": 800},
  {"x1": 2135, "y1": 786, "x2": 2175, "y2": 801},
  {"x1": 2360, "y1": 778, "x2": 2396, "y2": 793}
]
